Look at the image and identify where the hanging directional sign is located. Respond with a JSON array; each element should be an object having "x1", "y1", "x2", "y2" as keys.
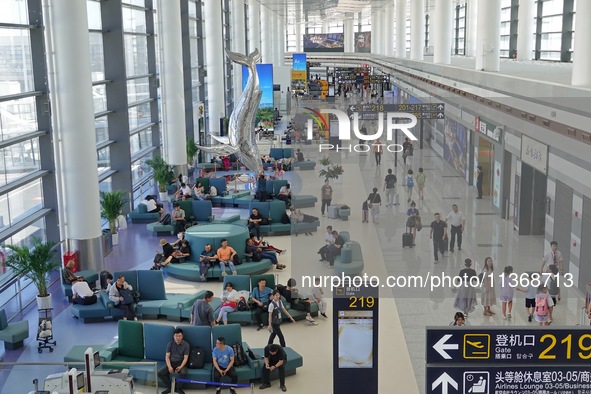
[
  {"x1": 346, "y1": 103, "x2": 445, "y2": 120},
  {"x1": 427, "y1": 328, "x2": 591, "y2": 365},
  {"x1": 427, "y1": 365, "x2": 591, "y2": 394}
]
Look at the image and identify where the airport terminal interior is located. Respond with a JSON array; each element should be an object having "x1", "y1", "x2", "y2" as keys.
[{"x1": 0, "y1": 0, "x2": 591, "y2": 393}]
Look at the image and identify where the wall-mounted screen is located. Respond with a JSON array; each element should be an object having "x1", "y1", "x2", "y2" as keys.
[
  {"x1": 355, "y1": 32, "x2": 372, "y2": 53},
  {"x1": 242, "y1": 64, "x2": 274, "y2": 130},
  {"x1": 304, "y1": 33, "x2": 344, "y2": 52}
]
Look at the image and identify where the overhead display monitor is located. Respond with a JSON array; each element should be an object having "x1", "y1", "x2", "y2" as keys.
[
  {"x1": 242, "y1": 64, "x2": 274, "y2": 130},
  {"x1": 304, "y1": 33, "x2": 344, "y2": 52}
]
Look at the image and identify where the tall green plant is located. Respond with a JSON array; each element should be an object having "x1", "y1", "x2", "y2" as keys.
[
  {"x1": 186, "y1": 138, "x2": 198, "y2": 165},
  {"x1": 5, "y1": 237, "x2": 59, "y2": 298},
  {"x1": 146, "y1": 156, "x2": 173, "y2": 192},
  {"x1": 319, "y1": 164, "x2": 344, "y2": 180},
  {"x1": 318, "y1": 156, "x2": 332, "y2": 166},
  {"x1": 100, "y1": 190, "x2": 127, "y2": 234}
]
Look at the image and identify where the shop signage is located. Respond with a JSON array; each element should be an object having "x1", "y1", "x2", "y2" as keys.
[
  {"x1": 475, "y1": 117, "x2": 502, "y2": 144},
  {"x1": 521, "y1": 135, "x2": 548, "y2": 175}
]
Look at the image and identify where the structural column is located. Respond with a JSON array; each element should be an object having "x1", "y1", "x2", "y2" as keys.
[
  {"x1": 203, "y1": 0, "x2": 225, "y2": 137},
  {"x1": 395, "y1": 0, "x2": 407, "y2": 58},
  {"x1": 384, "y1": 3, "x2": 394, "y2": 56},
  {"x1": 371, "y1": 8, "x2": 379, "y2": 54},
  {"x1": 410, "y1": 0, "x2": 425, "y2": 60},
  {"x1": 294, "y1": 7, "x2": 302, "y2": 52},
  {"x1": 465, "y1": 0, "x2": 478, "y2": 57},
  {"x1": 275, "y1": 14, "x2": 285, "y2": 66},
  {"x1": 45, "y1": 0, "x2": 103, "y2": 271},
  {"x1": 475, "y1": 0, "x2": 501, "y2": 71},
  {"x1": 516, "y1": 0, "x2": 535, "y2": 60},
  {"x1": 433, "y1": 0, "x2": 453, "y2": 64},
  {"x1": 344, "y1": 17, "x2": 354, "y2": 52},
  {"x1": 572, "y1": 0, "x2": 591, "y2": 86},
  {"x1": 248, "y1": 0, "x2": 261, "y2": 54},
  {"x1": 260, "y1": 6, "x2": 273, "y2": 63},
  {"x1": 158, "y1": 0, "x2": 186, "y2": 167}
]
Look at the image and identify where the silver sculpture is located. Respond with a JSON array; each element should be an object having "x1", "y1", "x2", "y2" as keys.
[{"x1": 195, "y1": 49, "x2": 264, "y2": 175}]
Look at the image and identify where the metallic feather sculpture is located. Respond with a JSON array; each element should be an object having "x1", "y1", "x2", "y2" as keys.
[{"x1": 195, "y1": 49, "x2": 264, "y2": 175}]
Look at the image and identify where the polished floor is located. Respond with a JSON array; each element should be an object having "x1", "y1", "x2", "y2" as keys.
[{"x1": 1, "y1": 120, "x2": 589, "y2": 394}]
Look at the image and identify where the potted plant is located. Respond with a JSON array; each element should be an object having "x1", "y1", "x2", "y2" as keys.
[
  {"x1": 146, "y1": 156, "x2": 174, "y2": 201},
  {"x1": 100, "y1": 190, "x2": 127, "y2": 246},
  {"x1": 319, "y1": 164, "x2": 344, "y2": 181},
  {"x1": 318, "y1": 156, "x2": 332, "y2": 169},
  {"x1": 187, "y1": 138, "x2": 198, "y2": 166},
  {"x1": 339, "y1": 204, "x2": 351, "y2": 221},
  {"x1": 5, "y1": 237, "x2": 60, "y2": 309}
]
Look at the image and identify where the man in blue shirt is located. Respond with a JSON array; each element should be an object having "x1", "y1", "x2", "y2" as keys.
[
  {"x1": 251, "y1": 278, "x2": 273, "y2": 331},
  {"x1": 212, "y1": 337, "x2": 237, "y2": 394}
]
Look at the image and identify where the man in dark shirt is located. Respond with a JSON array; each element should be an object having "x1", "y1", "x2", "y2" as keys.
[
  {"x1": 402, "y1": 137, "x2": 412, "y2": 165},
  {"x1": 158, "y1": 328, "x2": 190, "y2": 394},
  {"x1": 159, "y1": 239, "x2": 176, "y2": 267},
  {"x1": 383, "y1": 169, "x2": 397, "y2": 207},
  {"x1": 248, "y1": 208, "x2": 264, "y2": 239},
  {"x1": 327, "y1": 230, "x2": 345, "y2": 267},
  {"x1": 190, "y1": 291, "x2": 216, "y2": 326},
  {"x1": 430, "y1": 213, "x2": 448, "y2": 263},
  {"x1": 476, "y1": 165, "x2": 484, "y2": 199},
  {"x1": 259, "y1": 344, "x2": 288, "y2": 391}
]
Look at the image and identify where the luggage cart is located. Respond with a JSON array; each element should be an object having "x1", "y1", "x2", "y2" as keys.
[{"x1": 37, "y1": 308, "x2": 56, "y2": 353}]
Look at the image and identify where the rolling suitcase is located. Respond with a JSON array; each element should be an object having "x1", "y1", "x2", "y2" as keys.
[
  {"x1": 402, "y1": 232, "x2": 413, "y2": 248},
  {"x1": 392, "y1": 193, "x2": 400, "y2": 206},
  {"x1": 327, "y1": 205, "x2": 340, "y2": 219},
  {"x1": 99, "y1": 270, "x2": 111, "y2": 289}
]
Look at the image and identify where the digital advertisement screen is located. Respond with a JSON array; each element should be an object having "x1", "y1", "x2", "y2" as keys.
[
  {"x1": 338, "y1": 310, "x2": 374, "y2": 368},
  {"x1": 292, "y1": 53, "x2": 307, "y2": 71},
  {"x1": 304, "y1": 33, "x2": 344, "y2": 52},
  {"x1": 242, "y1": 64, "x2": 274, "y2": 130}
]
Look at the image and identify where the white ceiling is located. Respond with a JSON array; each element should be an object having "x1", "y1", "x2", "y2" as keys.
[{"x1": 256, "y1": 0, "x2": 396, "y2": 23}]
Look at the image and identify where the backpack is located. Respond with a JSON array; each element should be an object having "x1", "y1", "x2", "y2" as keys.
[
  {"x1": 535, "y1": 295, "x2": 549, "y2": 317},
  {"x1": 210, "y1": 186, "x2": 218, "y2": 197},
  {"x1": 160, "y1": 213, "x2": 171, "y2": 225},
  {"x1": 233, "y1": 254, "x2": 243, "y2": 266},
  {"x1": 237, "y1": 296, "x2": 249, "y2": 311},
  {"x1": 281, "y1": 212, "x2": 291, "y2": 224},
  {"x1": 231, "y1": 342, "x2": 248, "y2": 366},
  {"x1": 406, "y1": 176, "x2": 414, "y2": 188},
  {"x1": 416, "y1": 172, "x2": 426, "y2": 186},
  {"x1": 271, "y1": 301, "x2": 282, "y2": 325},
  {"x1": 188, "y1": 347, "x2": 205, "y2": 369}
]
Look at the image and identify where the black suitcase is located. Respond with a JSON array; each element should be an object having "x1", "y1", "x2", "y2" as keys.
[
  {"x1": 402, "y1": 233, "x2": 414, "y2": 248},
  {"x1": 99, "y1": 270, "x2": 111, "y2": 290}
]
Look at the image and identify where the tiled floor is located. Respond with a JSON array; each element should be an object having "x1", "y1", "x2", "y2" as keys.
[{"x1": 1, "y1": 118, "x2": 589, "y2": 394}]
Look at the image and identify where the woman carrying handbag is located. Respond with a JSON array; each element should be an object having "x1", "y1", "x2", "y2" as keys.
[{"x1": 366, "y1": 187, "x2": 382, "y2": 224}]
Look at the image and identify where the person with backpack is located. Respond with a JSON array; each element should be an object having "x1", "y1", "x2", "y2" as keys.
[
  {"x1": 383, "y1": 169, "x2": 397, "y2": 207},
  {"x1": 534, "y1": 285, "x2": 554, "y2": 326},
  {"x1": 405, "y1": 169, "x2": 415, "y2": 203},
  {"x1": 416, "y1": 168, "x2": 426, "y2": 200},
  {"x1": 267, "y1": 289, "x2": 295, "y2": 347}
]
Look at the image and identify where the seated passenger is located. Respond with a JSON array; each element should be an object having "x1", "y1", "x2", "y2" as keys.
[
  {"x1": 327, "y1": 230, "x2": 345, "y2": 267},
  {"x1": 71, "y1": 277, "x2": 97, "y2": 305},
  {"x1": 141, "y1": 195, "x2": 163, "y2": 216},
  {"x1": 216, "y1": 239, "x2": 237, "y2": 276},
  {"x1": 174, "y1": 183, "x2": 192, "y2": 200},
  {"x1": 276, "y1": 183, "x2": 291, "y2": 207},
  {"x1": 171, "y1": 203, "x2": 186, "y2": 235},
  {"x1": 158, "y1": 239, "x2": 176, "y2": 267},
  {"x1": 171, "y1": 240, "x2": 191, "y2": 262},
  {"x1": 248, "y1": 208, "x2": 264, "y2": 239},
  {"x1": 216, "y1": 282, "x2": 239, "y2": 325},
  {"x1": 193, "y1": 181, "x2": 208, "y2": 200},
  {"x1": 221, "y1": 155, "x2": 231, "y2": 170},
  {"x1": 251, "y1": 234, "x2": 286, "y2": 254},
  {"x1": 296, "y1": 149, "x2": 304, "y2": 162},
  {"x1": 199, "y1": 243, "x2": 219, "y2": 281},
  {"x1": 251, "y1": 278, "x2": 273, "y2": 331},
  {"x1": 280, "y1": 278, "x2": 316, "y2": 323},
  {"x1": 62, "y1": 261, "x2": 84, "y2": 285},
  {"x1": 245, "y1": 237, "x2": 285, "y2": 270}
]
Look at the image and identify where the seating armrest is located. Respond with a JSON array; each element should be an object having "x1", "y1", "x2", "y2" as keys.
[
  {"x1": 100, "y1": 342, "x2": 119, "y2": 361},
  {"x1": 243, "y1": 342, "x2": 261, "y2": 369}
]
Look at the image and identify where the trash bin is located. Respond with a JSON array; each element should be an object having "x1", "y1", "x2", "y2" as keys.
[{"x1": 102, "y1": 230, "x2": 113, "y2": 257}]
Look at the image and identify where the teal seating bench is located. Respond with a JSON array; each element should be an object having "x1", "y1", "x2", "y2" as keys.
[
  {"x1": 292, "y1": 160, "x2": 316, "y2": 170},
  {"x1": 248, "y1": 201, "x2": 291, "y2": 235},
  {"x1": 146, "y1": 221, "x2": 176, "y2": 235},
  {"x1": 0, "y1": 309, "x2": 29, "y2": 350},
  {"x1": 334, "y1": 240, "x2": 365, "y2": 276},
  {"x1": 291, "y1": 194, "x2": 318, "y2": 208},
  {"x1": 129, "y1": 203, "x2": 160, "y2": 223}
]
